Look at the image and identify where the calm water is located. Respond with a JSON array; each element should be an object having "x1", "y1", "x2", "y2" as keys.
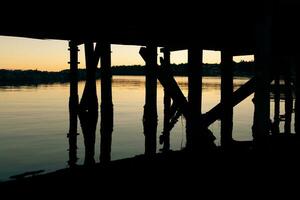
[{"x1": 0, "y1": 76, "x2": 292, "y2": 181}]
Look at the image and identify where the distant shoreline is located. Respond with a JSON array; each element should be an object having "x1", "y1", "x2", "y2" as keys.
[{"x1": 0, "y1": 62, "x2": 254, "y2": 86}]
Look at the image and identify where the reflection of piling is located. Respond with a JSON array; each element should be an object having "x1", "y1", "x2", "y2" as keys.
[
  {"x1": 67, "y1": 41, "x2": 79, "y2": 167},
  {"x1": 100, "y1": 44, "x2": 113, "y2": 164},
  {"x1": 160, "y1": 48, "x2": 171, "y2": 152},
  {"x1": 140, "y1": 46, "x2": 158, "y2": 156},
  {"x1": 79, "y1": 42, "x2": 100, "y2": 166},
  {"x1": 186, "y1": 47, "x2": 203, "y2": 150},
  {"x1": 220, "y1": 50, "x2": 233, "y2": 148}
]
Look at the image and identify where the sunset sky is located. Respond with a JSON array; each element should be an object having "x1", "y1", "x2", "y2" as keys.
[{"x1": 0, "y1": 36, "x2": 254, "y2": 71}]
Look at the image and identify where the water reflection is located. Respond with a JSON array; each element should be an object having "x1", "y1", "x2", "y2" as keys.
[
  {"x1": 2, "y1": 76, "x2": 291, "y2": 181},
  {"x1": 78, "y1": 106, "x2": 98, "y2": 165},
  {"x1": 111, "y1": 76, "x2": 247, "y2": 91},
  {"x1": 100, "y1": 103, "x2": 113, "y2": 163},
  {"x1": 69, "y1": 76, "x2": 253, "y2": 164},
  {"x1": 67, "y1": 93, "x2": 78, "y2": 167}
]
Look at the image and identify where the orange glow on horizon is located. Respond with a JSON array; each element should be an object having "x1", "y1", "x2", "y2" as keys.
[{"x1": 0, "y1": 36, "x2": 253, "y2": 72}]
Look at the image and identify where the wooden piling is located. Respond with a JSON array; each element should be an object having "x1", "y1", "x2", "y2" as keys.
[
  {"x1": 68, "y1": 41, "x2": 79, "y2": 167},
  {"x1": 284, "y1": 64, "x2": 293, "y2": 134},
  {"x1": 186, "y1": 47, "x2": 203, "y2": 149},
  {"x1": 140, "y1": 46, "x2": 158, "y2": 156},
  {"x1": 161, "y1": 48, "x2": 171, "y2": 152},
  {"x1": 78, "y1": 42, "x2": 100, "y2": 165},
  {"x1": 220, "y1": 50, "x2": 233, "y2": 148},
  {"x1": 80, "y1": 42, "x2": 99, "y2": 109},
  {"x1": 100, "y1": 43, "x2": 114, "y2": 163},
  {"x1": 273, "y1": 71, "x2": 280, "y2": 135},
  {"x1": 295, "y1": 55, "x2": 299, "y2": 134},
  {"x1": 252, "y1": 14, "x2": 272, "y2": 143}
]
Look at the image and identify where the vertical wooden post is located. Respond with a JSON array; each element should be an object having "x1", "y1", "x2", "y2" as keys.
[
  {"x1": 78, "y1": 42, "x2": 99, "y2": 165},
  {"x1": 252, "y1": 14, "x2": 272, "y2": 144},
  {"x1": 81, "y1": 42, "x2": 98, "y2": 109},
  {"x1": 161, "y1": 48, "x2": 171, "y2": 152},
  {"x1": 284, "y1": 64, "x2": 293, "y2": 134},
  {"x1": 143, "y1": 45, "x2": 158, "y2": 156},
  {"x1": 100, "y1": 43, "x2": 114, "y2": 163},
  {"x1": 186, "y1": 47, "x2": 203, "y2": 149},
  {"x1": 67, "y1": 41, "x2": 79, "y2": 167},
  {"x1": 295, "y1": 55, "x2": 299, "y2": 134},
  {"x1": 220, "y1": 50, "x2": 233, "y2": 148},
  {"x1": 273, "y1": 69, "x2": 280, "y2": 135}
]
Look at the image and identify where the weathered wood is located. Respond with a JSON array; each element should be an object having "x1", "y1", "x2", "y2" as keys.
[
  {"x1": 252, "y1": 14, "x2": 272, "y2": 141},
  {"x1": 160, "y1": 48, "x2": 171, "y2": 152},
  {"x1": 220, "y1": 50, "x2": 233, "y2": 147},
  {"x1": 100, "y1": 43, "x2": 114, "y2": 164},
  {"x1": 186, "y1": 47, "x2": 203, "y2": 149},
  {"x1": 67, "y1": 41, "x2": 79, "y2": 167},
  {"x1": 140, "y1": 46, "x2": 158, "y2": 156}
]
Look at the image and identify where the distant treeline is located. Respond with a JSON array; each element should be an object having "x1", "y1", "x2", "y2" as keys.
[{"x1": 0, "y1": 62, "x2": 254, "y2": 86}]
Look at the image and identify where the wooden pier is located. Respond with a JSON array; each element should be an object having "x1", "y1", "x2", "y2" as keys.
[{"x1": 1, "y1": 0, "x2": 300, "y2": 195}]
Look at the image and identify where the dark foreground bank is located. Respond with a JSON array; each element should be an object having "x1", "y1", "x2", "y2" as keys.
[{"x1": 1, "y1": 135, "x2": 300, "y2": 198}]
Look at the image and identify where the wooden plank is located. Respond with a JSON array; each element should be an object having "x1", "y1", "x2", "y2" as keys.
[
  {"x1": 157, "y1": 65, "x2": 189, "y2": 119},
  {"x1": 203, "y1": 77, "x2": 257, "y2": 127}
]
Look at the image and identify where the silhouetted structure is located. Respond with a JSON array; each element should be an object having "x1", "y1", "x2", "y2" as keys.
[
  {"x1": 252, "y1": 13, "x2": 272, "y2": 147},
  {"x1": 186, "y1": 47, "x2": 204, "y2": 150},
  {"x1": 296, "y1": 59, "x2": 300, "y2": 134},
  {"x1": 78, "y1": 42, "x2": 100, "y2": 165},
  {"x1": 273, "y1": 67, "x2": 280, "y2": 135},
  {"x1": 160, "y1": 48, "x2": 171, "y2": 152},
  {"x1": 140, "y1": 46, "x2": 158, "y2": 156},
  {"x1": 100, "y1": 44, "x2": 113, "y2": 163},
  {"x1": 284, "y1": 63, "x2": 293, "y2": 134},
  {"x1": 67, "y1": 41, "x2": 79, "y2": 167},
  {"x1": 220, "y1": 50, "x2": 233, "y2": 148},
  {"x1": 1, "y1": 1, "x2": 300, "y2": 175}
]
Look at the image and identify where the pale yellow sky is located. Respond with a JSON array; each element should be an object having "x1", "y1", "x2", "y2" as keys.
[{"x1": 0, "y1": 36, "x2": 253, "y2": 71}]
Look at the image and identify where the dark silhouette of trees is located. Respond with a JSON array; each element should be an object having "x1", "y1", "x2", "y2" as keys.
[{"x1": 0, "y1": 61, "x2": 255, "y2": 86}]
